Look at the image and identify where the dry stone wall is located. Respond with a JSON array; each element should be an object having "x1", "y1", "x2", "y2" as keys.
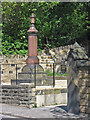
[
  {"x1": 0, "y1": 83, "x2": 67, "y2": 107},
  {"x1": 0, "y1": 83, "x2": 35, "y2": 108},
  {"x1": 79, "y1": 66, "x2": 90, "y2": 117}
]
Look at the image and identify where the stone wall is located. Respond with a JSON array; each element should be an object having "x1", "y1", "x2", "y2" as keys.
[
  {"x1": 79, "y1": 66, "x2": 90, "y2": 117},
  {"x1": 0, "y1": 83, "x2": 35, "y2": 108},
  {"x1": 1, "y1": 45, "x2": 72, "y2": 84},
  {"x1": 67, "y1": 42, "x2": 90, "y2": 117},
  {"x1": 0, "y1": 84, "x2": 67, "y2": 107}
]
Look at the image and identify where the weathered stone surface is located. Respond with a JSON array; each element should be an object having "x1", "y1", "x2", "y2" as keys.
[
  {"x1": 67, "y1": 42, "x2": 90, "y2": 117},
  {"x1": 67, "y1": 81, "x2": 79, "y2": 114},
  {"x1": 80, "y1": 106, "x2": 86, "y2": 113},
  {"x1": 68, "y1": 42, "x2": 88, "y2": 60},
  {"x1": 85, "y1": 108, "x2": 90, "y2": 114},
  {"x1": 0, "y1": 84, "x2": 35, "y2": 108}
]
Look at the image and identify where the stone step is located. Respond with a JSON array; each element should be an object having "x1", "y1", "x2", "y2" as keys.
[
  {"x1": 11, "y1": 79, "x2": 53, "y2": 86},
  {"x1": 18, "y1": 72, "x2": 47, "y2": 80}
]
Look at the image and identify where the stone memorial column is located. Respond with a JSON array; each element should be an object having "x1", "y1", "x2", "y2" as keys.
[
  {"x1": 26, "y1": 13, "x2": 39, "y2": 64},
  {"x1": 11, "y1": 13, "x2": 48, "y2": 86}
]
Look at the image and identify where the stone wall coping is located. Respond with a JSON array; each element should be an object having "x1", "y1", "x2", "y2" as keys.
[
  {"x1": 68, "y1": 42, "x2": 88, "y2": 60},
  {"x1": 0, "y1": 63, "x2": 26, "y2": 65},
  {"x1": 0, "y1": 83, "x2": 34, "y2": 88},
  {"x1": 35, "y1": 87, "x2": 67, "y2": 91},
  {"x1": 19, "y1": 83, "x2": 34, "y2": 87},
  {"x1": 1, "y1": 85, "x2": 18, "y2": 89}
]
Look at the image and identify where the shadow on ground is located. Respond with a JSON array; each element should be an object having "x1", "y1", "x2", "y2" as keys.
[{"x1": 49, "y1": 105, "x2": 88, "y2": 119}]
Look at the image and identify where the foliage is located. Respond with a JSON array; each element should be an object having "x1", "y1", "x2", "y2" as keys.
[{"x1": 2, "y1": 2, "x2": 89, "y2": 56}]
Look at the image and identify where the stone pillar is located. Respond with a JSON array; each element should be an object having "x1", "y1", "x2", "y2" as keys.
[
  {"x1": 26, "y1": 13, "x2": 39, "y2": 64},
  {"x1": 67, "y1": 42, "x2": 90, "y2": 117}
]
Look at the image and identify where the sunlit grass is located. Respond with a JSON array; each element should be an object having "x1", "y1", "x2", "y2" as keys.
[{"x1": 46, "y1": 69, "x2": 68, "y2": 76}]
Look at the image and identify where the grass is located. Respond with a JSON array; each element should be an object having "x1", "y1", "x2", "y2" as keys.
[
  {"x1": 46, "y1": 69, "x2": 68, "y2": 77},
  {"x1": 55, "y1": 72, "x2": 68, "y2": 77},
  {"x1": 54, "y1": 102, "x2": 58, "y2": 105},
  {"x1": 32, "y1": 103, "x2": 37, "y2": 108}
]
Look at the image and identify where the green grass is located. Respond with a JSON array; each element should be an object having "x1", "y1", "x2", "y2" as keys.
[
  {"x1": 46, "y1": 69, "x2": 68, "y2": 77},
  {"x1": 32, "y1": 103, "x2": 37, "y2": 108},
  {"x1": 55, "y1": 72, "x2": 68, "y2": 76},
  {"x1": 54, "y1": 102, "x2": 58, "y2": 105}
]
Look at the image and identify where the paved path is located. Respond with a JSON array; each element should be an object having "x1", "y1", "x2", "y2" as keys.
[
  {"x1": 0, "y1": 104, "x2": 89, "y2": 119},
  {"x1": 0, "y1": 114, "x2": 17, "y2": 119}
]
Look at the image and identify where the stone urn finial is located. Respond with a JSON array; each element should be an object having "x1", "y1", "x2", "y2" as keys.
[
  {"x1": 30, "y1": 13, "x2": 35, "y2": 24},
  {"x1": 27, "y1": 13, "x2": 38, "y2": 33}
]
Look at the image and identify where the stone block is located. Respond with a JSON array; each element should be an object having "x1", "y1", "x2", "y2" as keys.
[
  {"x1": 55, "y1": 80, "x2": 67, "y2": 88},
  {"x1": 45, "y1": 94, "x2": 55, "y2": 106},
  {"x1": 79, "y1": 86, "x2": 88, "y2": 94},
  {"x1": 80, "y1": 99, "x2": 88, "y2": 106},
  {"x1": 87, "y1": 88, "x2": 90, "y2": 94},
  {"x1": 79, "y1": 73, "x2": 89, "y2": 79},
  {"x1": 86, "y1": 108, "x2": 90, "y2": 114},
  {"x1": 80, "y1": 93, "x2": 87, "y2": 100},
  {"x1": 79, "y1": 79, "x2": 88, "y2": 86},
  {"x1": 87, "y1": 94, "x2": 90, "y2": 101},
  {"x1": 61, "y1": 89, "x2": 67, "y2": 93},
  {"x1": 55, "y1": 93, "x2": 67, "y2": 104},
  {"x1": 54, "y1": 89, "x2": 60, "y2": 94},
  {"x1": 80, "y1": 106, "x2": 86, "y2": 113},
  {"x1": 44, "y1": 89, "x2": 54, "y2": 95}
]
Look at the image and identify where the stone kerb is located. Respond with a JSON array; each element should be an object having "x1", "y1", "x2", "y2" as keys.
[{"x1": 67, "y1": 42, "x2": 90, "y2": 117}]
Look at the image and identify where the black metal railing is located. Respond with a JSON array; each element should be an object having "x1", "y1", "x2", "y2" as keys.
[{"x1": 0, "y1": 62, "x2": 67, "y2": 87}]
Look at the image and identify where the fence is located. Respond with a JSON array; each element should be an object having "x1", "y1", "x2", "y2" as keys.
[{"x1": 0, "y1": 62, "x2": 67, "y2": 87}]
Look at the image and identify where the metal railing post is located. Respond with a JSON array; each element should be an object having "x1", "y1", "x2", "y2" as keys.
[
  {"x1": 16, "y1": 64, "x2": 17, "y2": 85},
  {"x1": 34, "y1": 64, "x2": 36, "y2": 88},
  {"x1": 53, "y1": 63, "x2": 55, "y2": 87}
]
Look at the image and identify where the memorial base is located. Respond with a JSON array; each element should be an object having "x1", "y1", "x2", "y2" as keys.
[
  {"x1": 11, "y1": 64, "x2": 52, "y2": 86},
  {"x1": 26, "y1": 57, "x2": 39, "y2": 64}
]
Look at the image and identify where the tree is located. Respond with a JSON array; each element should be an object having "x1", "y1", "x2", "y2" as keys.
[{"x1": 2, "y1": 2, "x2": 89, "y2": 56}]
